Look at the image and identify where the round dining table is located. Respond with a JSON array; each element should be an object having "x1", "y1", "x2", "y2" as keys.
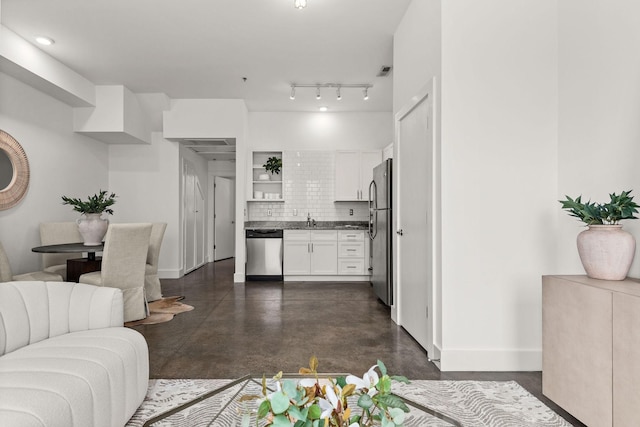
[{"x1": 32, "y1": 242, "x2": 105, "y2": 282}]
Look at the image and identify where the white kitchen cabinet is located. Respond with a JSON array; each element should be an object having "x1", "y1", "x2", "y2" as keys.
[
  {"x1": 248, "y1": 151, "x2": 284, "y2": 202},
  {"x1": 337, "y1": 230, "x2": 366, "y2": 274},
  {"x1": 283, "y1": 230, "x2": 337, "y2": 275},
  {"x1": 335, "y1": 150, "x2": 381, "y2": 201}
]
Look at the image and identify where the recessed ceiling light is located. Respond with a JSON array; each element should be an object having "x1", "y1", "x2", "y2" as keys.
[
  {"x1": 35, "y1": 36, "x2": 54, "y2": 46},
  {"x1": 319, "y1": 106, "x2": 328, "y2": 112}
]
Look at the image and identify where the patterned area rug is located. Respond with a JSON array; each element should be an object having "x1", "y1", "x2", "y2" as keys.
[
  {"x1": 125, "y1": 296, "x2": 194, "y2": 327},
  {"x1": 126, "y1": 379, "x2": 572, "y2": 426}
]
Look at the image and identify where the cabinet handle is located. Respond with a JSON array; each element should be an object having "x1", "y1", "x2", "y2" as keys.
[
  {"x1": 311, "y1": 243, "x2": 314, "y2": 252},
  {"x1": 347, "y1": 266, "x2": 356, "y2": 269},
  {"x1": 347, "y1": 249, "x2": 356, "y2": 252}
]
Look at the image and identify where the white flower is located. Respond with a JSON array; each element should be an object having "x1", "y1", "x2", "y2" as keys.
[
  {"x1": 318, "y1": 384, "x2": 340, "y2": 419},
  {"x1": 346, "y1": 365, "x2": 379, "y2": 392}
]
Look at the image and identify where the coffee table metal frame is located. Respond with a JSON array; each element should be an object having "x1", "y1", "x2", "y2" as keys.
[{"x1": 142, "y1": 373, "x2": 461, "y2": 426}]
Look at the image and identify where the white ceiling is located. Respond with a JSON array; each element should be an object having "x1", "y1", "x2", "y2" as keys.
[{"x1": 1, "y1": 0, "x2": 412, "y2": 114}]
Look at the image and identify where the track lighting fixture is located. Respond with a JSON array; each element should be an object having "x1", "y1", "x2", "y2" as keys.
[
  {"x1": 288, "y1": 83, "x2": 373, "y2": 101},
  {"x1": 294, "y1": 0, "x2": 307, "y2": 9}
]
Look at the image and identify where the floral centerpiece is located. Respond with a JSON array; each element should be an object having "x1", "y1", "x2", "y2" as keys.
[
  {"x1": 61, "y1": 190, "x2": 117, "y2": 245},
  {"x1": 241, "y1": 356, "x2": 410, "y2": 427}
]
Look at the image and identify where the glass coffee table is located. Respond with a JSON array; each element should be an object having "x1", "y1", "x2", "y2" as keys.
[{"x1": 142, "y1": 374, "x2": 461, "y2": 426}]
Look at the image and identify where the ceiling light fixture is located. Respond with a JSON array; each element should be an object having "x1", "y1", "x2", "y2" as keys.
[
  {"x1": 319, "y1": 106, "x2": 328, "y2": 112},
  {"x1": 35, "y1": 36, "x2": 54, "y2": 46},
  {"x1": 294, "y1": 0, "x2": 307, "y2": 9},
  {"x1": 289, "y1": 83, "x2": 373, "y2": 101}
]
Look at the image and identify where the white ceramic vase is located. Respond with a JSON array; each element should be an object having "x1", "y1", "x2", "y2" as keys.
[
  {"x1": 77, "y1": 213, "x2": 109, "y2": 246},
  {"x1": 577, "y1": 224, "x2": 636, "y2": 280}
]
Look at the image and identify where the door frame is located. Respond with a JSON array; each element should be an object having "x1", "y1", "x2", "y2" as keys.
[{"x1": 394, "y1": 77, "x2": 438, "y2": 361}]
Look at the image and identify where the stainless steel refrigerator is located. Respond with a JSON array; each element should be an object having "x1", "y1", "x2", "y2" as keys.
[{"x1": 368, "y1": 158, "x2": 392, "y2": 305}]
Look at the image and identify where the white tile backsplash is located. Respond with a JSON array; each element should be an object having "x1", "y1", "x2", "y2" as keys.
[{"x1": 248, "y1": 150, "x2": 369, "y2": 221}]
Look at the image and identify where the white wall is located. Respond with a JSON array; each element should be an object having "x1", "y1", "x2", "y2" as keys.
[
  {"x1": 557, "y1": 0, "x2": 640, "y2": 277},
  {"x1": 393, "y1": 0, "x2": 443, "y2": 356},
  {"x1": 108, "y1": 132, "x2": 181, "y2": 277},
  {"x1": 394, "y1": 0, "x2": 559, "y2": 371},
  {"x1": 248, "y1": 112, "x2": 393, "y2": 151},
  {"x1": 0, "y1": 72, "x2": 108, "y2": 274}
]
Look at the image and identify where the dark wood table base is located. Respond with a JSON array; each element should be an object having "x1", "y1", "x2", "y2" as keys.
[{"x1": 67, "y1": 257, "x2": 102, "y2": 283}]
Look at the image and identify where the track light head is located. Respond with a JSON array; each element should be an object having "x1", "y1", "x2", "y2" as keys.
[
  {"x1": 290, "y1": 86, "x2": 296, "y2": 100},
  {"x1": 363, "y1": 88, "x2": 369, "y2": 100},
  {"x1": 294, "y1": 0, "x2": 307, "y2": 9},
  {"x1": 336, "y1": 87, "x2": 342, "y2": 101},
  {"x1": 316, "y1": 87, "x2": 321, "y2": 100}
]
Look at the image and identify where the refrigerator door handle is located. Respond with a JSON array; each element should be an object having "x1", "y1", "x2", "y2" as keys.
[{"x1": 368, "y1": 180, "x2": 378, "y2": 240}]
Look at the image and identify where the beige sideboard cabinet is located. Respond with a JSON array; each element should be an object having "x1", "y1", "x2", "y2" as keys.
[{"x1": 542, "y1": 275, "x2": 640, "y2": 427}]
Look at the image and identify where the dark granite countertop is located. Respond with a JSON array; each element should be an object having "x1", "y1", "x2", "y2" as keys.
[{"x1": 244, "y1": 221, "x2": 368, "y2": 230}]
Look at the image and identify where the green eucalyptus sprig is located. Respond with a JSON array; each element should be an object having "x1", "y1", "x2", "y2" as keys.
[
  {"x1": 559, "y1": 190, "x2": 639, "y2": 225},
  {"x1": 61, "y1": 190, "x2": 117, "y2": 215},
  {"x1": 241, "y1": 356, "x2": 410, "y2": 427}
]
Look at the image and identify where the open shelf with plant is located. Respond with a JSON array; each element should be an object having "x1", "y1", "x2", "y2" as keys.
[{"x1": 249, "y1": 151, "x2": 284, "y2": 202}]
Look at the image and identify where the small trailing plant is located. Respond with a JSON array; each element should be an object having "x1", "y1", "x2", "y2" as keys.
[
  {"x1": 61, "y1": 190, "x2": 117, "y2": 215},
  {"x1": 241, "y1": 356, "x2": 410, "y2": 427},
  {"x1": 559, "y1": 190, "x2": 639, "y2": 225},
  {"x1": 263, "y1": 156, "x2": 282, "y2": 175}
]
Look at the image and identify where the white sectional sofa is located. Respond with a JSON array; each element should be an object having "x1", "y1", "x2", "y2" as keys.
[{"x1": 0, "y1": 281, "x2": 149, "y2": 427}]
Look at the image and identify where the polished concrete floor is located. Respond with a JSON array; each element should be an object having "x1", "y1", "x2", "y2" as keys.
[{"x1": 130, "y1": 259, "x2": 584, "y2": 426}]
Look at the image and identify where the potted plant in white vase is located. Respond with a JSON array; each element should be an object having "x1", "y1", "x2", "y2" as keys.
[
  {"x1": 559, "y1": 190, "x2": 639, "y2": 280},
  {"x1": 61, "y1": 190, "x2": 116, "y2": 246}
]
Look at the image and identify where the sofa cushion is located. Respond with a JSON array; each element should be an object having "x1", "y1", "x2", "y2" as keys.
[
  {"x1": 0, "y1": 281, "x2": 123, "y2": 356},
  {"x1": 0, "y1": 327, "x2": 149, "y2": 427}
]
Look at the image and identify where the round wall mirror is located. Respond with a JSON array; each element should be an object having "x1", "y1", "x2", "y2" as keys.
[{"x1": 0, "y1": 130, "x2": 30, "y2": 210}]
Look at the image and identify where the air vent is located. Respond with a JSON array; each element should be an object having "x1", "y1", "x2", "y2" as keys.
[{"x1": 377, "y1": 65, "x2": 392, "y2": 77}]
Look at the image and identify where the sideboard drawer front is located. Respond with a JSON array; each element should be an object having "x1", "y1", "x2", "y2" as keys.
[{"x1": 338, "y1": 259, "x2": 365, "y2": 274}]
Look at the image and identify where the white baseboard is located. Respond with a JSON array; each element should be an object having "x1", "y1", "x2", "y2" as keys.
[
  {"x1": 158, "y1": 269, "x2": 181, "y2": 279},
  {"x1": 438, "y1": 348, "x2": 542, "y2": 371},
  {"x1": 284, "y1": 275, "x2": 371, "y2": 282},
  {"x1": 234, "y1": 272, "x2": 245, "y2": 283}
]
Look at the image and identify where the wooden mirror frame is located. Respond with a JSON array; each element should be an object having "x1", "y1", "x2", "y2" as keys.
[{"x1": 0, "y1": 130, "x2": 30, "y2": 210}]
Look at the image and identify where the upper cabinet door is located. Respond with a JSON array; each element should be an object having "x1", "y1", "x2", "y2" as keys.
[
  {"x1": 335, "y1": 151, "x2": 361, "y2": 201},
  {"x1": 334, "y1": 150, "x2": 382, "y2": 201}
]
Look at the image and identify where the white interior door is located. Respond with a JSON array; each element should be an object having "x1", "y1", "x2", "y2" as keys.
[
  {"x1": 214, "y1": 176, "x2": 235, "y2": 260},
  {"x1": 396, "y1": 82, "x2": 434, "y2": 356},
  {"x1": 184, "y1": 161, "x2": 196, "y2": 273},
  {"x1": 195, "y1": 179, "x2": 205, "y2": 267}
]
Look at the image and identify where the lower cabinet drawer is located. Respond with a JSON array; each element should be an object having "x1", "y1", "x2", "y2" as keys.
[
  {"x1": 338, "y1": 259, "x2": 365, "y2": 274},
  {"x1": 338, "y1": 242, "x2": 364, "y2": 257}
]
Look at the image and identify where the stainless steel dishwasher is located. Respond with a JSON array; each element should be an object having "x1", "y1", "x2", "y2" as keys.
[{"x1": 245, "y1": 229, "x2": 283, "y2": 281}]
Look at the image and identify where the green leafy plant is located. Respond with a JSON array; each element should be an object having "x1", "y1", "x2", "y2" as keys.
[
  {"x1": 559, "y1": 190, "x2": 639, "y2": 225},
  {"x1": 241, "y1": 356, "x2": 410, "y2": 427},
  {"x1": 263, "y1": 157, "x2": 282, "y2": 175},
  {"x1": 61, "y1": 190, "x2": 117, "y2": 215}
]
